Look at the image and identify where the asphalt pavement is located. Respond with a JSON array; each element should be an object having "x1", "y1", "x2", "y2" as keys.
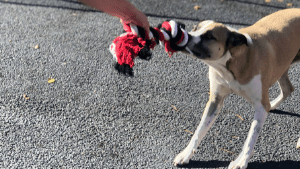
[{"x1": 0, "y1": 0, "x2": 300, "y2": 168}]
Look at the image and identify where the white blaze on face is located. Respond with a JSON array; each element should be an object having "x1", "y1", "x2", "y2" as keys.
[
  {"x1": 185, "y1": 20, "x2": 214, "y2": 55},
  {"x1": 189, "y1": 20, "x2": 214, "y2": 43},
  {"x1": 189, "y1": 20, "x2": 214, "y2": 44}
]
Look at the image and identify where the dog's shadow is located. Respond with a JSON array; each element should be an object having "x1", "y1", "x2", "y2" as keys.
[
  {"x1": 269, "y1": 109, "x2": 300, "y2": 118},
  {"x1": 176, "y1": 160, "x2": 230, "y2": 168},
  {"x1": 177, "y1": 160, "x2": 300, "y2": 169}
]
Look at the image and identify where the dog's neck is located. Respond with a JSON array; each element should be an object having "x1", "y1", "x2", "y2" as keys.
[
  {"x1": 203, "y1": 51, "x2": 235, "y2": 83},
  {"x1": 203, "y1": 33, "x2": 253, "y2": 84}
]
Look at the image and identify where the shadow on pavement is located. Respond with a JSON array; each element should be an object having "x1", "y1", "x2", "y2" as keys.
[
  {"x1": 176, "y1": 160, "x2": 230, "y2": 168},
  {"x1": 177, "y1": 160, "x2": 300, "y2": 169},
  {"x1": 270, "y1": 109, "x2": 300, "y2": 118},
  {"x1": 0, "y1": 0, "x2": 99, "y2": 12},
  {"x1": 226, "y1": 0, "x2": 286, "y2": 10},
  {"x1": 0, "y1": 0, "x2": 251, "y2": 26},
  {"x1": 248, "y1": 160, "x2": 300, "y2": 169}
]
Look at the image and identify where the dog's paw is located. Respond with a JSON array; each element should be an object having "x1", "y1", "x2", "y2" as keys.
[
  {"x1": 297, "y1": 137, "x2": 300, "y2": 150},
  {"x1": 270, "y1": 99, "x2": 280, "y2": 110},
  {"x1": 228, "y1": 154, "x2": 249, "y2": 169},
  {"x1": 173, "y1": 147, "x2": 195, "y2": 166}
]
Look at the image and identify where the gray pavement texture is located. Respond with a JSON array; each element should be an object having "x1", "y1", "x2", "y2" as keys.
[{"x1": 0, "y1": 0, "x2": 300, "y2": 168}]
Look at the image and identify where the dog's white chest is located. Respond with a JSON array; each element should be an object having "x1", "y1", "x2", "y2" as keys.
[{"x1": 229, "y1": 74, "x2": 262, "y2": 105}]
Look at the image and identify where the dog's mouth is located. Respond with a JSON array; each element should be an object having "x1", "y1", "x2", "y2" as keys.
[
  {"x1": 182, "y1": 42, "x2": 211, "y2": 59},
  {"x1": 180, "y1": 34, "x2": 211, "y2": 59}
]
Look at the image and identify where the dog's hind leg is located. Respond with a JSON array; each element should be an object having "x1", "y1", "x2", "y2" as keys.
[
  {"x1": 174, "y1": 68, "x2": 230, "y2": 166},
  {"x1": 291, "y1": 51, "x2": 300, "y2": 150},
  {"x1": 270, "y1": 69, "x2": 294, "y2": 110}
]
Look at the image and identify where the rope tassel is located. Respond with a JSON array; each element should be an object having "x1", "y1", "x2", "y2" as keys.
[{"x1": 109, "y1": 20, "x2": 190, "y2": 76}]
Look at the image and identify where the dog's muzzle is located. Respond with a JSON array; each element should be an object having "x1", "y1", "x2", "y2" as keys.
[{"x1": 182, "y1": 35, "x2": 210, "y2": 59}]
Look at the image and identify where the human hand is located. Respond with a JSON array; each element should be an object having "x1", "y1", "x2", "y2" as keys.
[{"x1": 120, "y1": 10, "x2": 150, "y2": 38}]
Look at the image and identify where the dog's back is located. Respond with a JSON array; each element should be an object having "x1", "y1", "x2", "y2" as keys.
[{"x1": 239, "y1": 8, "x2": 300, "y2": 87}]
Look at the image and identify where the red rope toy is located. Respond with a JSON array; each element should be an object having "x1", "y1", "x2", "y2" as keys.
[{"x1": 109, "y1": 20, "x2": 190, "y2": 76}]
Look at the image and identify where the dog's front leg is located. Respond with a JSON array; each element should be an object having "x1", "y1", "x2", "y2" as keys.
[
  {"x1": 173, "y1": 94, "x2": 226, "y2": 166},
  {"x1": 228, "y1": 103, "x2": 268, "y2": 169},
  {"x1": 174, "y1": 69, "x2": 230, "y2": 166}
]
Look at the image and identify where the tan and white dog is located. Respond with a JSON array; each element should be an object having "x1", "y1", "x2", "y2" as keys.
[{"x1": 174, "y1": 8, "x2": 300, "y2": 169}]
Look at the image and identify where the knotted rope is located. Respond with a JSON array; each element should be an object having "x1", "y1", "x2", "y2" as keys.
[{"x1": 109, "y1": 20, "x2": 190, "y2": 76}]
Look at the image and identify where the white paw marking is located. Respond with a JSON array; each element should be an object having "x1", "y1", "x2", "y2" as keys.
[
  {"x1": 173, "y1": 148, "x2": 195, "y2": 166},
  {"x1": 228, "y1": 154, "x2": 249, "y2": 169},
  {"x1": 270, "y1": 94, "x2": 283, "y2": 110}
]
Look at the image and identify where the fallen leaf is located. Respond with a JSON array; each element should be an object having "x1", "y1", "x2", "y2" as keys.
[
  {"x1": 171, "y1": 105, "x2": 179, "y2": 111},
  {"x1": 194, "y1": 5, "x2": 201, "y2": 10},
  {"x1": 287, "y1": 3, "x2": 293, "y2": 7},
  {"x1": 34, "y1": 45, "x2": 39, "y2": 49},
  {"x1": 220, "y1": 148, "x2": 236, "y2": 155},
  {"x1": 277, "y1": 0, "x2": 283, "y2": 2},
  {"x1": 48, "y1": 78, "x2": 55, "y2": 83},
  {"x1": 236, "y1": 114, "x2": 244, "y2": 121},
  {"x1": 184, "y1": 129, "x2": 194, "y2": 135},
  {"x1": 265, "y1": 0, "x2": 271, "y2": 3},
  {"x1": 23, "y1": 94, "x2": 30, "y2": 100}
]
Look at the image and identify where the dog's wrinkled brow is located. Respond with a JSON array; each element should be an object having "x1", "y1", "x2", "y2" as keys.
[
  {"x1": 192, "y1": 25, "x2": 199, "y2": 31},
  {"x1": 192, "y1": 20, "x2": 214, "y2": 32}
]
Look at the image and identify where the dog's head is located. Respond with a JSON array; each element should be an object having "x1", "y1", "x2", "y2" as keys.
[{"x1": 183, "y1": 20, "x2": 249, "y2": 60}]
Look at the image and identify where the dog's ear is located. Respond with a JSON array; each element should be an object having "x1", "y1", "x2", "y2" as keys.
[{"x1": 226, "y1": 31, "x2": 248, "y2": 48}]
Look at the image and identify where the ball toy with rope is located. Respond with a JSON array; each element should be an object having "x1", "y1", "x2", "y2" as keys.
[{"x1": 109, "y1": 20, "x2": 190, "y2": 76}]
